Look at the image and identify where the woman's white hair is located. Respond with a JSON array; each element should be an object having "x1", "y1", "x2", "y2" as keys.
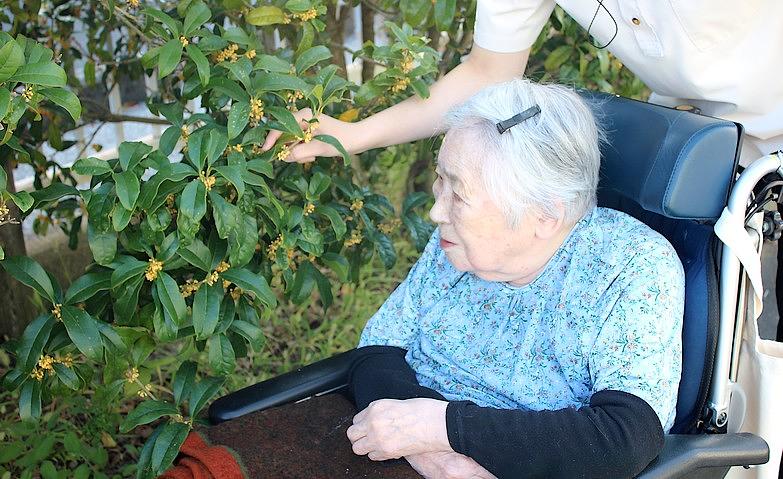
[{"x1": 443, "y1": 78, "x2": 603, "y2": 227}]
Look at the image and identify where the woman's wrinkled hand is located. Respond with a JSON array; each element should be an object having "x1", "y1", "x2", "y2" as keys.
[
  {"x1": 406, "y1": 451, "x2": 498, "y2": 479},
  {"x1": 260, "y1": 108, "x2": 359, "y2": 163},
  {"x1": 346, "y1": 398, "x2": 450, "y2": 460}
]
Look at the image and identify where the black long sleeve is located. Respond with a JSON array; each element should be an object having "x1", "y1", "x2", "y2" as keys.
[
  {"x1": 446, "y1": 391, "x2": 664, "y2": 479},
  {"x1": 348, "y1": 345, "x2": 445, "y2": 410},
  {"x1": 348, "y1": 346, "x2": 664, "y2": 478}
]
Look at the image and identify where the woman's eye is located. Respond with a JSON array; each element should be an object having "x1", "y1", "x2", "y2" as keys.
[{"x1": 452, "y1": 192, "x2": 464, "y2": 203}]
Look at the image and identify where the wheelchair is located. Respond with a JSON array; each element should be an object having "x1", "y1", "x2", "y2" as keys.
[{"x1": 209, "y1": 91, "x2": 773, "y2": 478}]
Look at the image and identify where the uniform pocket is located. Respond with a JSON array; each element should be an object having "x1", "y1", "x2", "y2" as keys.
[{"x1": 667, "y1": 0, "x2": 762, "y2": 51}]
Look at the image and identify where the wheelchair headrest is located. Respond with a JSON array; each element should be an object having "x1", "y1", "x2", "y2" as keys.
[{"x1": 582, "y1": 92, "x2": 741, "y2": 221}]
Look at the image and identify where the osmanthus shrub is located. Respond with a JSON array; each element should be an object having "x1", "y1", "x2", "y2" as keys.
[{"x1": 0, "y1": 1, "x2": 437, "y2": 476}]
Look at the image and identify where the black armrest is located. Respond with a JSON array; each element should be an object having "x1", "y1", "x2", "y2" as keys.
[
  {"x1": 208, "y1": 349, "x2": 360, "y2": 424},
  {"x1": 636, "y1": 433, "x2": 769, "y2": 479}
]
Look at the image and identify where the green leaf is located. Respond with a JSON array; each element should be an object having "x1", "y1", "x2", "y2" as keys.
[
  {"x1": 253, "y1": 73, "x2": 310, "y2": 93},
  {"x1": 266, "y1": 106, "x2": 304, "y2": 136},
  {"x1": 9, "y1": 61, "x2": 66, "y2": 87},
  {"x1": 155, "y1": 272, "x2": 187, "y2": 326},
  {"x1": 152, "y1": 300, "x2": 178, "y2": 342},
  {"x1": 246, "y1": 5, "x2": 286, "y2": 25},
  {"x1": 230, "y1": 318, "x2": 264, "y2": 351},
  {"x1": 210, "y1": 192, "x2": 240, "y2": 239},
  {"x1": 72, "y1": 157, "x2": 112, "y2": 176},
  {"x1": 136, "y1": 422, "x2": 163, "y2": 479},
  {"x1": 177, "y1": 238, "x2": 212, "y2": 271},
  {"x1": 0, "y1": 256, "x2": 56, "y2": 302},
  {"x1": 314, "y1": 134, "x2": 350, "y2": 165},
  {"x1": 183, "y1": 1, "x2": 211, "y2": 36},
  {"x1": 158, "y1": 38, "x2": 184, "y2": 78},
  {"x1": 228, "y1": 215, "x2": 257, "y2": 268},
  {"x1": 227, "y1": 101, "x2": 250, "y2": 140},
  {"x1": 289, "y1": 260, "x2": 315, "y2": 304},
  {"x1": 114, "y1": 170, "x2": 141, "y2": 210},
  {"x1": 400, "y1": 0, "x2": 431, "y2": 26},
  {"x1": 53, "y1": 363, "x2": 81, "y2": 390},
  {"x1": 84, "y1": 60, "x2": 96, "y2": 86},
  {"x1": 112, "y1": 202, "x2": 133, "y2": 231},
  {"x1": 8, "y1": 190, "x2": 33, "y2": 212},
  {"x1": 213, "y1": 165, "x2": 245, "y2": 198},
  {"x1": 434, "y1": 0, "x2": 456, "y2": 31},
  {"x1": 207, "y1": 333, "x2": 236, "y2": 375},
  {"x1": 0, "y1": 87, "x2": 10, "y2": 120},
  {"x1": 61, "y1": 305, "x2": 104, "y2": 361},
  {"x1": 296, "y1": 21, "x2": 315, "y2": 57},
  {"x1": 157, "y1": 102, "x2": 184, "y2": 125},
  {"x1": 315, "y1": 205, "x2": 346, "y2": 239},
  {"x1": 374, "y1": 231, "x2": 396, "y2": 269},
  {"x1": 320, "y1": 252, "x2": 349, "y2": 282},
  {"x1": 208, "y1": 77, "x2": 250, "y2": 102},
  {"x1": 65, "y1": 271, "x2": 112, "y2": 304},
  {"x1": 188, "y1": 376, "x2": 224, "y2": 417},
  {"x1": 254, "y1": 55, "x2": 291, "y2": 73},
  {"x1": 225, "y1": 57, "x2": 252, "y2": 88},
  {"x1": 158, "y1": 125, "x2": 181, "y2": 156},
  {"x1": 544, "y1": 45, "x2": 573, "y2": 72},
  {"x1": 307, "y1": 171, "x2": 331, "y2": 199},
  {"x1": 221, "y1": 268, "x2": 276, "y2": 308},
  {"x1": 172, "y1": 361, "x2": 196, "y2": 407},
  {"x1": 111, "y1": 257, "x2": 148, "y2": 289},
  {"x1": 193, "y1": 282, "x2": 223, "y2": 339},
  {"x1": 0, "y1": 38, "x2": 24, "y2": 82},
  {"x1": 143, "y1": 8, "x2": 182, "y2": 36},
  {"x1": 87, "y1": 225, "x2": 117, "y2": 265},
  {"x1": 120, "y1": 400, "x2": 179, "y2": 433},
  {"x1": 205, "y1": 129, "x2": 229, "y2": 166},
  {"x1": 151, "y1": 422, "x2": 189, "y2": 475},
  {"x1": 185, "y1": 44, "x2": 210, "y2": 87},
  {"x1": 39, "y1": 87, "x2": 81, "y2": 121},
  {"x1": 98, "y1": 322, "x2": 127, "y2": 354},
  {"x1": 19, "y1": 380, "x2": 42, "y2": 421},
  {"x1": 114, "y1": 275, "x2": 144, "y2": 322},
  {"x1": 31, "y1": 182, "x2": 79, "y2": 209},
  {"x1": 119, "y1": 141, "x2": 153, "y2": 171},
  {"x1": 14, "y1": 314, "x2": 55, "y2": 372},
  {"x1": 295, "y1": 45, "x2": 331, "y2": 74},
  {"x1": 177, "y1": 179, "x2": 207, "y2": 236},
  {"x1": 312, "y1": 266, "x2": 333, "y2": 309}
]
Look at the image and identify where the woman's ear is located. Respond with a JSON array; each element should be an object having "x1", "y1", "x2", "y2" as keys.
[{"x1": 534, "y1": 204, "x2": 566, "y2": 240}]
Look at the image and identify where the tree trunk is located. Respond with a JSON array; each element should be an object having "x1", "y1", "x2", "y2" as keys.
[
  {"x1": 0, "y1": 160, "x2": 36, "y2": 340},
  {"x1": 325, "y1": 1, "x2": 347, "y2": 74},
  {"x1": 360, "y1": 3, "x2": 375, "y2": 83}
]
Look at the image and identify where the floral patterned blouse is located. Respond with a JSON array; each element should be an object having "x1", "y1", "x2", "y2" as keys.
[{"x1": 359, "y1": 207, "x2": 685, "y2": 432}]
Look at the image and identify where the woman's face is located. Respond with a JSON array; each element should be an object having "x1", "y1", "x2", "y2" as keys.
[{"x1": 429, "y1": 132, "x2": 565, "y2": 286}]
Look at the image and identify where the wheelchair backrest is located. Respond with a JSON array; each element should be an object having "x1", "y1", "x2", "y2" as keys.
[{"x1": 583, "y1": 92, "x2": 741, "y2": 433}]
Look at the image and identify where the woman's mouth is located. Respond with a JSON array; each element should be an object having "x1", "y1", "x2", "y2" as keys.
[{"x1": 440, "y1": 238, "x2": 456, "y2": 249}]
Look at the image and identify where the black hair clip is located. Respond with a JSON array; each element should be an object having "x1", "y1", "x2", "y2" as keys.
[{"x1": 495, "y1": 105, "x2": 541, "y2": 134}]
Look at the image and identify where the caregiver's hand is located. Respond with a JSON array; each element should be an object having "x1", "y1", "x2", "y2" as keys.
[
  {"x1": 347, "y1": 398, "x2": 450, "y2": 460},
  {"x1": 406, "y1": 451, "x2": 498, "y2": 479},
  {"x1": 260, "y1": 108, "x2": 360, "y2": 163}
]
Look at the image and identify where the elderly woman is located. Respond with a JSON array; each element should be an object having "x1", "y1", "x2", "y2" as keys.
[{"x1": 344, "y1": 79, "x2": 684, "y2": 479}]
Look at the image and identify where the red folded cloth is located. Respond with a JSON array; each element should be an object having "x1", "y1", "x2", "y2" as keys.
[{"x1": 158, "y1": 431, "x2": 245, "y2": 479}]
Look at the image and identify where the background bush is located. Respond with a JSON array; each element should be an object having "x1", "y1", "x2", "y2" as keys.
[{"x1": 0, "y1": 0, "x2": 645, "y2": 477}]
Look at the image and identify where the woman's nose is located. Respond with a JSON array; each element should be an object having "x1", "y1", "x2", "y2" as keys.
[{"x1": 429, "y1": 194, "x2": 449, "y2": 224}]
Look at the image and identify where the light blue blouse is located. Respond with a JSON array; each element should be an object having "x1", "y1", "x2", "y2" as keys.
[{"x1": 359, "y1": 207, "x2": 685, "y2": 432}]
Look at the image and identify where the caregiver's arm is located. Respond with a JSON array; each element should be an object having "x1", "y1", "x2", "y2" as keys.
[{"x1": 261, "y1": 45, "x2": 530, "y2": 162}]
